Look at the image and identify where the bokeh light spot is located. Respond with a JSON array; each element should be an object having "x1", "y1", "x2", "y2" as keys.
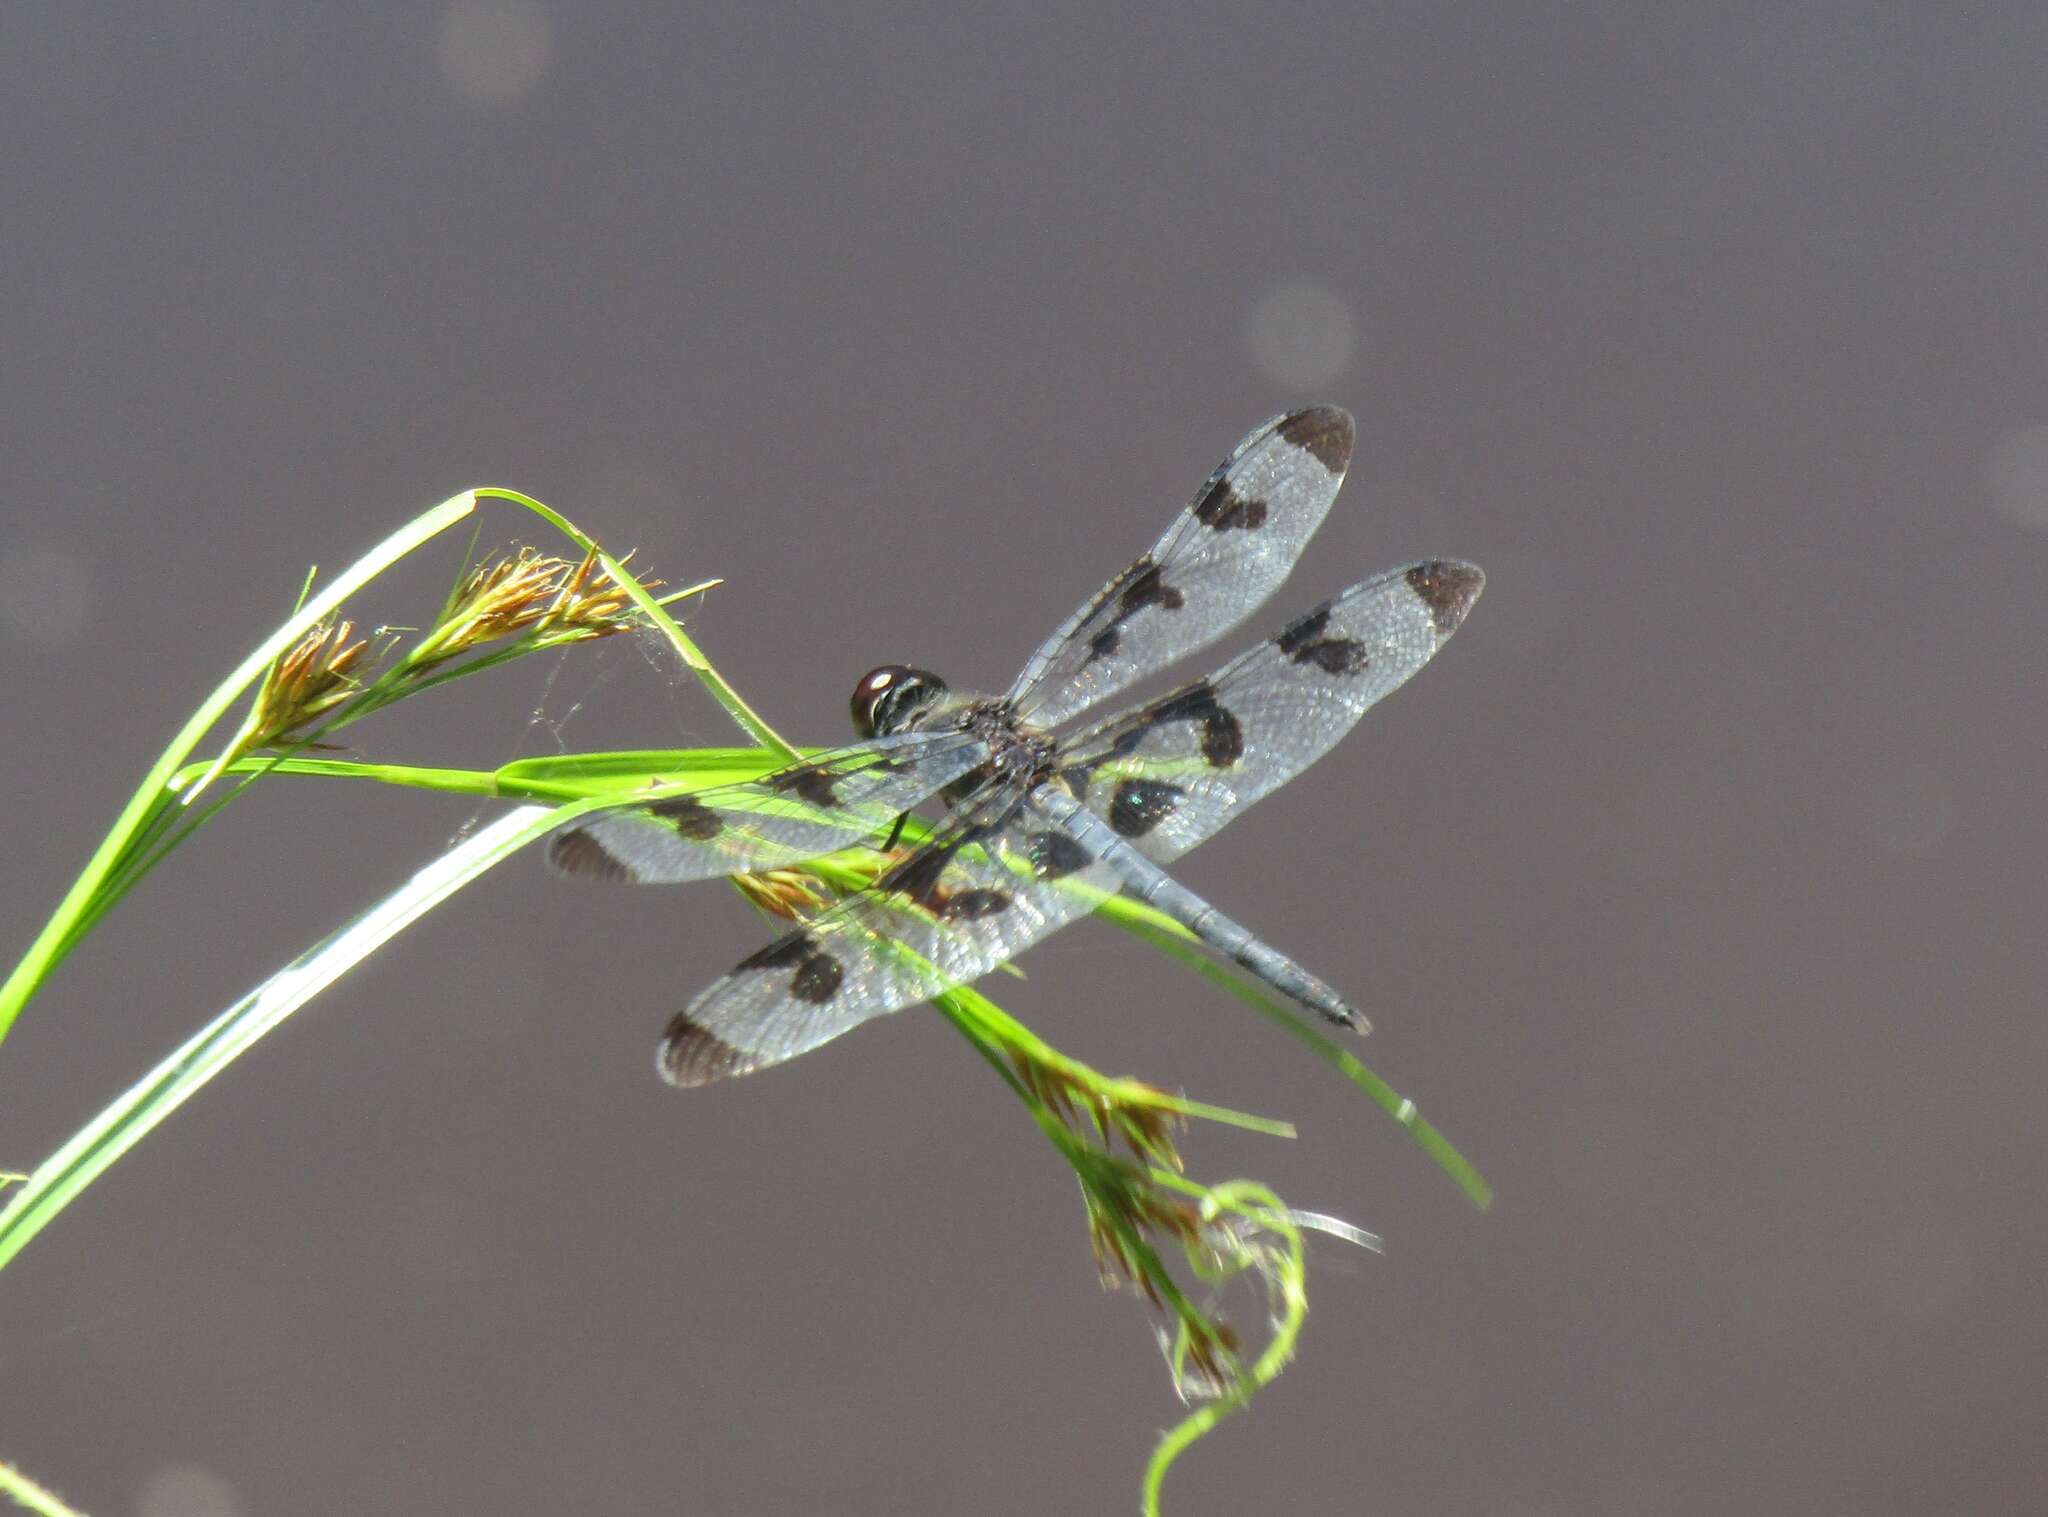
[
  {"x1": 437, "y1": 0, "x2": 552, "y2": 110},
  {"x1": 1244, "y1": 279, "x2": 1357, "y2": 391},
  {"x1": 0, "y1": 540, "x2": 95, "y2": 647},
  {"x1": 137, "y1": 1465, "x2": 241, "y2": 1517}
]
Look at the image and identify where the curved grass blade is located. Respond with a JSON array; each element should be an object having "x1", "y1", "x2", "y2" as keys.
[
  {"x1": 0, "y1": 800, "x2": 579, "y2": 1271},
  {"x1": 0, "y1": 491, "x2": 481, "y2": 1049},
  {"x1": 1139, "y1": 1182, "x2": 1310, "y2": 1517},
  {"x1": 1098, "y1": 899, "x2": 1494, "y2": 1211}
]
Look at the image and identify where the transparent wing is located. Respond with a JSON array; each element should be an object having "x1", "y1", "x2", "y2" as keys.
[
  {"x1": 545, "y1": 731, "x2": 987, "y2": 884},
  {"x1": 659, "y1": 783, "x2": 1124, "y2": 1084},
  {"x1": 1005, "y1": 406, "x2": 1355, "y2": 729},
  {"x1": 1055, "y1": 561, "x2": 1484, "y2": 862}
]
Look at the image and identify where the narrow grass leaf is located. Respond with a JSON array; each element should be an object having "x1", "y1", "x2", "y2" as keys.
[
  {"x1": 1102, "y1": 903, "x2": 1493, "y2": 1211},
  {"x1": 0, "y1": 802, "x2": 579, "y2": 1271}
]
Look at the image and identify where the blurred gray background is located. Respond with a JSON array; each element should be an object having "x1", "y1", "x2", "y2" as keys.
[{"x1": 4, "y1": 5, "x2": 2045, "y2": 1514}]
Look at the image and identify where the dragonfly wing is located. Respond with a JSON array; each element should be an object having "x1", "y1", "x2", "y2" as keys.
[
  {"x1": 1005, "y1": 406, "x2": 1355, "y2": 728},
  {"x1": 1057, "y1": 560, "x2": 1483, "y2": 862},
  {"x1": 660, "y1": 783, "x2": 1124, "y2": 1083},
  {"x1": 545, "y1": 731, "x2": 987, "y2": 884}
]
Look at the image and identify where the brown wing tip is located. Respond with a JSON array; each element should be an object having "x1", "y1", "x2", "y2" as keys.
[
  {"x1": 1276, "y1": 406, "x2": 1356, "y2": 475},
  {"x1": 659, "y1": 1013, "x2": 757, "y2": 1086},
  {"x1": 1405, "y1": 560, "x2": 1485, "y2": 635},
  {"x1": 546, "y1": 827, "x2": 638, "y2": 882}
]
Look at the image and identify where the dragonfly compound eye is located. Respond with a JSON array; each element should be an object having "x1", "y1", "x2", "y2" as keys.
[{"x1": 851, "y1": 665, "x2": 948, "y2": 737}]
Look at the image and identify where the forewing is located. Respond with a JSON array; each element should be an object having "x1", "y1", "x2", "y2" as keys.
[
  {"x1": 1057, "y1": 561, "x2": 1483, "y2": 862},
  {"x1": 1006, "y1": 406, "x2": 1356, "y2": 728},
  {"x1": 545, "y1": 731, "x2": 985, "y2": 884},
  {"x1": 660, "y1": 784, "x2": 1123, "y2": 1084}
]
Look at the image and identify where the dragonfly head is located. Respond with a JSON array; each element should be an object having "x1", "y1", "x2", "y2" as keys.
[{"x1": 851, "y1": 664, "x2": 949, "y2": 738}]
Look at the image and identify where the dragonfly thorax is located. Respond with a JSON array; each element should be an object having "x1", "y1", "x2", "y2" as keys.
[{"x1": 923, "y1": 694, "x2": 1056, "y2": 809}]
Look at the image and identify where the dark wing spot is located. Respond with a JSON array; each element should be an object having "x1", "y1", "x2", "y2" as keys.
[
  {"x1": 660, "y1": 1013, "x2": 755, "y2": 1085},
  {"x1": 1275, "y1": 407, "x2": 1355, "y2": 474},
  {"x1": 886, "y1": 840, "x2": 957, "y2": 904},
  {"x1": 1201, "y1": 713, "x2": 1244, "y2": 767},
  {"x1": 1109, "y1": 778, "x2": 1184, "y2": 838},
  {"x1": 735, "y1": 932, "x2": 817, "y2": 973},
  {"x1": 940, "y1": 765, "x2": 993, "y2": 809},
  {"x1": 769, "y1": 763, "x2": 841, "y2": 809},
  {"x1": 1405, "y1": 561, "x2": 1485, "y2": 635},
  {"x1": 935, "y1": 887, "x2": 1013, "y2": 920},
  {"x1": 885, "y1": 834, "x2": 1014, "y2": 921},
  {"x1": 1116, "y1": 560, "x2": 1186, "y2": 620},
  {"x1": 735, "y1": 931, "x2": 844, "y2": 1004},
  {"x1": 1027, "y1": 830, "x2": 1094, "y2": 880},
  {"x1": 1147, "y1": 680, "x2": 1245, "y2": 767},
  {"x1": 1081, "y1": 557, "x2": 1186, "y2": 666},
  {"x1": 1297, "y1": 637, "x2": 1370, "y2": 675},
  {"x1": 1192, "y1": 479, "x2": 1270, "y2": 531},
  {"x1": 1276, "y1": 603, "x2": 1332, "y2": 657},
  {"x1": 650, "y1": 794, "x2": 723, "y2": 841},
  {"x1": 1275, "y1": 602, "x2": 1371, "y2": 676},
  {"x1": 791, "y1": 951, "x2": 844, "y2": 1002},
  {"x1": 546, "y1": 828, "x2": 637, "y2": 881}
]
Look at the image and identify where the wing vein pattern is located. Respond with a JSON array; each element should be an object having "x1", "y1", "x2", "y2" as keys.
[
  {"x1": 1005, "y1": 406, "x2": 1356, "y2": 728},
  {"x1": 660, "y1": 780, "x2": 1126, "y2": 1083},
  {"x1": 546, "y1": 730, "x2": 987, "y2": 884},
  {"x1": 1055, "y1": 559, "x2": 1484, "y2": 864}
]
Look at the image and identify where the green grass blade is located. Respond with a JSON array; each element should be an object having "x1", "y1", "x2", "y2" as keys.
[
  {"x1": 0, "y1": 1458, "x2": 89, "y2": 1517},
  {"x1": 1101, "y1": 902, "x2": 1494, "y2": 1211},
  {"x1": 144, "y1": 748, "x2": 807, "y2": 808},
  {"x1": 0, "y1": 801, "x2": 579, "y2": 1272},
  {"x1": 495, "y1": 748, "x2": 802, "y2": 791},
  {"x1": 928, "y1": 982, "x2": 1297, "y2": 1140},
  {"x1": 0, "y1": 492, "x2": 480, "y2": 1049}
]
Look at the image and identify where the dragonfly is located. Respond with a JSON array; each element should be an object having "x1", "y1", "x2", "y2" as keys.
[{"x1": 548, "y1": 407, "x2": 1482, "y2": 1085}]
